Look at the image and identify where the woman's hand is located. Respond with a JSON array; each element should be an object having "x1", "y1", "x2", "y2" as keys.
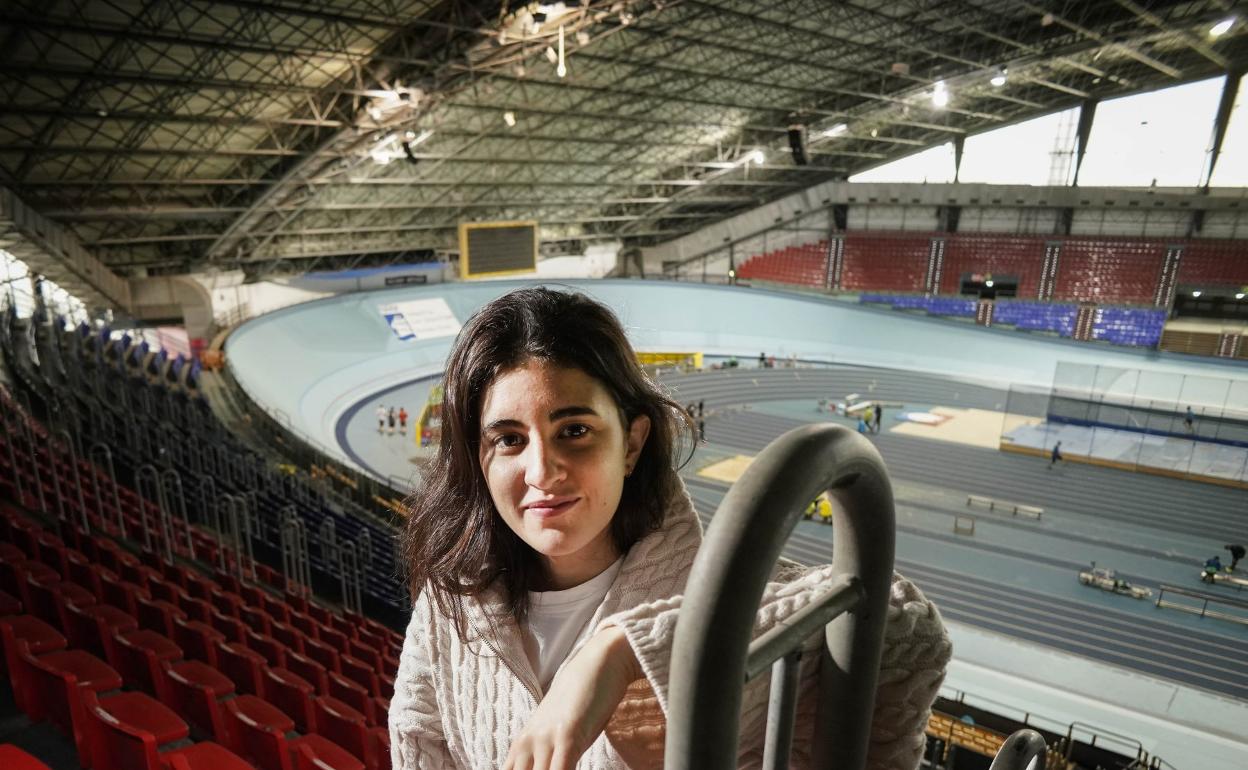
[{"x1": 503, "y1": 625, "x2": 643, "y2": 770}]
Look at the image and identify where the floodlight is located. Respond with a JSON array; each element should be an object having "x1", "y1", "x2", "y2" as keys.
[{"x1": 1210, "y1": 18, "x2": 1233, "y2": 37}]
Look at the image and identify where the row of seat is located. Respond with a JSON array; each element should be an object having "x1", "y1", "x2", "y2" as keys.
[
  {"x1": 2, "y1": 505, "x2": 391, "y2": 770},
  {"x1": 738, "y1": 242, "x2": 830, "y2": 288},
  {"x1": 734, "y1": 232, "x2": 1248, "y2": 301}
]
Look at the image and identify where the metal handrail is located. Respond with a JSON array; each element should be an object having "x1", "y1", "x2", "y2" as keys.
[
  {"x1": 988, "y1": 730, "x2": 1048, "y2": 770},
  {"x1": 88, "y1": 442, "x2": 124, "y2": 536},
  {"x1": 666, "y1": 423, "x2": 895, "y2": 770}
]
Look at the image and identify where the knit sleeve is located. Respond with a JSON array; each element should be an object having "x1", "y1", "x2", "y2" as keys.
[
  {"x1": 388, "y1": 591, "x2": 458, "y2": 770},
  {"x1": 600, "y1": 570, "x2": 951, "y2": 770}
]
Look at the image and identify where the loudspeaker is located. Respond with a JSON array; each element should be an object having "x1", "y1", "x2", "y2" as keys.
[
  {"x1": 401, "y1": 141, "x2": 420, "y2": 165},
  {"x1": 787, "y1": 125, "x2": 808, "y2": 166}
]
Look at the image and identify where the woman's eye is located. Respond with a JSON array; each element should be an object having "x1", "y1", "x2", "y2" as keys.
[
  {"x1": 494, "y1": 434, "x2": 523, "y2": 448},
  {"x1": 562, "y1": 424, "x2": 590, "y2": 438}
]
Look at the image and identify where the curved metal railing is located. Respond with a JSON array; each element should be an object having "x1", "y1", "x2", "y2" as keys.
[
  {"x1": 989, "y1": 729, "x2": 1048, "y2": 770},
  {"x1": 666, "y1": 422, "x2": 895, "y2": 770}
]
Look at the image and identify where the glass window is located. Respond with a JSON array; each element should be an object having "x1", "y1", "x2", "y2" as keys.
[
  {"x1": 849, "y1": 141, "x2": 956, "y2": 184},
  {"x1": 1078, "y1": 76, "x2": 1224, "y2": 187},
  {"x1": 959, "y1": 107, "x2": 1079, "y2": 186}
]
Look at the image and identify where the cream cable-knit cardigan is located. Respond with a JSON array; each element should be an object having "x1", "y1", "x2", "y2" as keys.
[{"x1": 389, "y1": 488, "x2": 952, "y2": 769}]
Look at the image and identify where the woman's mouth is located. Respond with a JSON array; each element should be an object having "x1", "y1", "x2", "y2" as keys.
[{"x1": 523, "y1": 497, "x2": 579, "y2": 518}]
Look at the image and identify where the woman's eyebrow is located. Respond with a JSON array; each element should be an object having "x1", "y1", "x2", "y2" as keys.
[{"x1": 482, "y1": 406, "x2": 599, "y2": 432}]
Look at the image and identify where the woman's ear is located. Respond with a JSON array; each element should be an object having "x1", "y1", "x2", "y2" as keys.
[{"x1": 625, "y1": 414, "x2": 651, "y2": 470}]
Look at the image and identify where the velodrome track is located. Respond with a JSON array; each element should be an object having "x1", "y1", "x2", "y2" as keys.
[
  {"x1": 662, "y1": 368, "x2": 1247, "y2": 544},
  {"x1": 663, "y1": 368, "x2": 1248, "y2": 701}
]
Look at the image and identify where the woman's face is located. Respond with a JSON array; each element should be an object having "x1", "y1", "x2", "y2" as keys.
[{"x1": 478, "y1": 359, "x2": 650, "y2": 589}]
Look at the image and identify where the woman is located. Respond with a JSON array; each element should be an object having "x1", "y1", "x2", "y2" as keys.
[{"x1": 391, "y1": 287, "x2": 951, "y2": 770}]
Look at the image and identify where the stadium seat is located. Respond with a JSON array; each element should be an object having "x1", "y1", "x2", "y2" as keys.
[
  {"x1": 101, "y1": 577, "x2": 150, "y2": 618},
  {"x1": 338, "y1": 654, "x2": 379, "y2": 698},
  {"x1": 17, "y1": 640, "x2": 121, "y2": 759},
  {"x1": 217, "y1": 640, "x2": 268, "y2": 697},
  {"x1": 239, "y1": 605, "x2": 274, "y2": 636},
  {"x1": 82, "y1": 689, "x2": 253, "y2": 770},
  {"x1": 268, "y1": 621, "x2": 305, "y2": 656},
  {"x1": 282, "y1": 649, "x2": 329, "y2": 695},
  {"x1": 0, "y1": 587, "x2": 20, "y2": 617},
  {"x1": 208, "y1": 609, "x2": 247, "y2": 644},
  {"x1": 160, "y1": 659, "x2": 235, "y2": 742},
  {"x1": 172, "y1": 616, "x2": 226, "y2": 668},
  {"x1": 327, "y1": 672, "x2": 376, "y2": 725},
  {"x1": 243, "y1": 629, "x2": 287, "y2": 669},
  {"x1": 263, "y1": 667, "x2": 317, "y2": 734},
  {"x1": 312, "y1": 697, "x2": 387, "y2": 770},
  {"x1": 0, "y1": 744, "x2": 53, "y2": 770},
  {"x1": 1, "y1": 615, "x2": 67, "y2": 680},
  {"x1": 61, "y1": 599, "x2": 136, "y2": 660},
  {"x1": 110, "y1": 628, "x2": 183, "y2": 695},
  {"x1": 225, "y1": 695, "x2": 361, "y2": 770},
  {"x1": 135, "y1": 593, "x2": 187, "y2": 638},
  {"x1": 301, "y1": 636, "x2": 340, "y2": 675}
]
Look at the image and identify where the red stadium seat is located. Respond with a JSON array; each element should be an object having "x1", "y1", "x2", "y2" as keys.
[
  {"x1": 110, "y1": 628, "x2": 183, "y2": 695},
  {"x1": 216, "y1": 640, "x2": 268, "y2": 698},
  {"x1": 301, "y1": 636, "x2": 340, "y2": 676},
  {"x1": 82, "y1": 689, "x2": 253, "y2": 770},
  {"x1": 226, "y1": 695, "x2": 362, "y2": 770},
  {"x1": 312, "y1": 697, "x2": 387, "y2": 770},
  {"x1": 0, "y1": 587, "x2": 20, "y2": 617},
  {"x1": 171, "y1": 616, "x2": 226, "y2": 668},
  {"x1": 282, "y1": 650, "x2": 329, "y2": 696},
  {"x1": 326, "y1": 672, "x2": 376, "y2": 725},
  {"x1": 18, "y1": 641, "x2": 121, "y2": 759},
  {"x1": 243, "y1": 629, "x2": 287, "y2": 669},
  {"x1": 338, "y1": 654, "x2": 379, "y2": 698},
  {"x1": 160, "y1": 659, "x2": 235, "y2": 742},
  {"x1": 269, "y1": 621, "x2": 305, "y2": 656},
  {"x1": 239, "y1": 605, "x2": 273, "y2": 636},
  {"x1": 62, "y1": 600, "x2": 136, "y2": 661},
  {"x1": 177, "y1": 595, "x2": 214, "y2": 624},
  {"x1": 0, "y1": 744, "x2": 53, "y2": 770},
  {"x1": 135, "y1": 593, "x2": 187, "y2": 638},
  {"x1": 209, "y1": 609, "x2": 248, "y2": 644},
  {"x1": 1, "y1": 615, "x2": 67, "y2": 680},
  {"x1": 101, "y1": 577, "x2": 150, "y2": 618},
  {"x1": 263, "y1": 667, "x2": 317, "y2": 734}
]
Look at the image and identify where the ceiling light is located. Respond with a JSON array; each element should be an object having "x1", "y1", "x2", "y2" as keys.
[
  {"x1": 824, "y1": 123, "x2": 848, "y2": 137},
  {"x1": 870, "y1": 128, "x2": 878, "y2": 137},
  {"x1": 749, "y1": 149, "x2": 765, "y2": 164},
  {"x1": 503, "y1": 111, "x2": 516, "y2": 127},
  {"x1": 990, "y1": 68, "x2": 1007, "y2": 87},
  {"x1": 985, "y1": 279, "x2": 994, "y2": 287},
  {"x1": 1236, "y1": 292, "x2": 1245, "y2": 300},
  {"x1": 1210, "y1": 18, "x2": 1233, "y2": 37},
  {"x1": 370, "y1": 148, "x2": 392, "y2": 166},
  {"x1": 1192, "y1": 290, "x2": 1202, "y2": 298},
  {"x1": 404, "y1": 130, "x2": 416, "y2": 141},
  {"x1": 576, "y1": 30, "x2": 591, "y2": 46},
  {"x1": 932, "y1": 80, "x2": 949, "y2": 108}
]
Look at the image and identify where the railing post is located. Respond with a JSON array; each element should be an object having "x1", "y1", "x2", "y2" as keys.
[{"x1": 666, "y1": 423, "x2": 895, "y2": 770}]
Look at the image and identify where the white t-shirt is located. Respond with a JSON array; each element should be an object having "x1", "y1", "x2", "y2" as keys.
[{"x1": 523, "y1": 558, "x2": 624, "y2": 692}]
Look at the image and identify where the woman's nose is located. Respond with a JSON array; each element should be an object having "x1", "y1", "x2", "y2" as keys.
[{"x1": 523, "y1": 438, "x2": 565, "y2": 488}]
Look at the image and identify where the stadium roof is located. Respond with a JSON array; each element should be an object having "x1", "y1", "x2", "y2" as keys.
[{"x1": 1, "y1": 0, "x2": 1245, "y2": 282}]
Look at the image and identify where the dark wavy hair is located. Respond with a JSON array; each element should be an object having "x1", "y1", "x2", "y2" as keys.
[{"x1": 400, "y1": 286, "x2": 694, "y2": 641}]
